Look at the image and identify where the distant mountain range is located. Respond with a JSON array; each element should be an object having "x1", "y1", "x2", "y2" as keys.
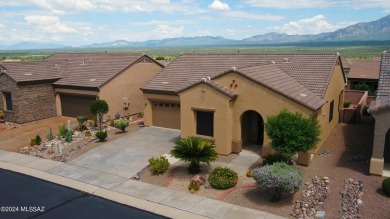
[{"x1": 1, "y1": 14, "x2": 390, "y2": 50}]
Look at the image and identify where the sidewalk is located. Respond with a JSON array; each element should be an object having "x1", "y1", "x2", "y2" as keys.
[{"x1": 0, "y1": 150, "x2": 285, "y2": 219}]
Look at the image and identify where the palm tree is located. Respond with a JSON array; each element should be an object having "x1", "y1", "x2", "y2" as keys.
[{"x1": 171, "y1": 136, "x2": 218, "y2": 174}]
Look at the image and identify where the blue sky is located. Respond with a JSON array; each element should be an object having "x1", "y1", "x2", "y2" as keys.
[{"x1": 0, "y1": 0, "x2": 389, "y2": 46}]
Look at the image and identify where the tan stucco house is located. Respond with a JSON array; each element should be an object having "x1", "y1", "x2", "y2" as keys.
[
  {"x1": 141, "y1": 53, "x2": 346, "y2": 165},
  {"x1": 368, "y1": 51, "x2": 390, "y2": 175},
  {"x1": 0, "y1": 53, "x2": 163, "y2": 123}
]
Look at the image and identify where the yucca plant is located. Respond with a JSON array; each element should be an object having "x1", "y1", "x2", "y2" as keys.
[{"x1": 171, "y1": 136, "x2": 218, "y2": 174}]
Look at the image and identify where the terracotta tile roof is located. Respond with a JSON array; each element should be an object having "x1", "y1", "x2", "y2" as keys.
[
  {"x1": 0, "y1": 61, "x2": 63, "y2": 84},
  {"x1": 347, "y1": 60, "x2": 380, "y2": 79},
  {"x1": 142, "y1": 53, "x2": 342, "y2": 109},
  {"x1": 377, "y1": 51, "x2": 390, "y2": 98},
  {"x1": 179, "y1": 79, "x2": 237, "y2": 99},
  {"x1": 178, "y1": 64, "x2": 326, "y2": 110},
  {"x1": 0, "y1": 53, "x2": 161, "y2": 88},
  {"x1": 47, "y1": 53, "x2": 155, "y2": 89},
  {"x1": 341, "y1": 59, "x2": 353, "y2": 69}
]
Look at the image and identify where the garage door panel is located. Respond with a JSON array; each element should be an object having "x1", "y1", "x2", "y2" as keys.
[
  {"x1": 61, "y1": 94, "x2": 96, "y2": 118},
  {"x1": 152, "y1": 102, "x2": 180, "y2": 130}
]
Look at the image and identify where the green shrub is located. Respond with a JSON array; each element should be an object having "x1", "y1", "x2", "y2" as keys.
[
  {"x1": 148, "y1": 156, "x2": 170, "y2": 174},
  {"x1": 171, "y1": 136, "x2": 218, "y2": 174},
  {"x1": 30, "y1": 139, "x2": 36, "y2": 146},
  {"x1": 77, "y1": 115, "x2": 88, "y2": 125},
  {"x1": 188, "y1": 181, "x2": 200, "y2": 192},
  {"x1": 343, "y1": 101, "x2": 352, "y2": 108},
  {"x1": 65, "y1": 132, "x2": 73, "y2": 143},
  {"x1": 363, "y1": 105, "x2": 371, "y2": 116},
  {"x1": 208, "y1": 167, "x2": 238, "y2": 190},
  {"x1": 246, "y1": 170, "x2": 253, "y2": 178},
  {"x1": 155, "y1": 56, "x2": 166, "y2": 60},
  {"x1": 95, "y1": 130, "x2": 107, "y2": 142},
  {"x1": 85, "y1": 130, "x2": 92, "y2": 137},
  {"x1": 114, "y1": 120, "x2": 129, "y2": 133},
  {"x1": 110, "y1": 120, "x2": 115, "y2": 127},
  {"x1": 46, "y1": 128, "x2": 54, "y2": 141},
  {"x1": 265, "y1": 109, "x2": 321, "y2": 157},
  {"x1": 262, "y1": 153, "x2": 293, "y2": 166},
  {"x1": 382, "y1": 178, "x2": 390, "y2": 197},
  {"x1": 58, "y1": 123, "x2": 68, "y2": 137},
  {"x1": 35, "y1": 135, "x2": 42, "y2": 145},
  {"x1": 90, "y1": 100, "x2": 109, "y2": 130},
  {"x1": 253, "y1": 162, "x2": 303, "y2": 202}
]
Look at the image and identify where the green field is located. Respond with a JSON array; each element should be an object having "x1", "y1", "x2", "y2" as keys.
[{"x1": 1, "y1": 44, "x2": 389, "y2": 61}]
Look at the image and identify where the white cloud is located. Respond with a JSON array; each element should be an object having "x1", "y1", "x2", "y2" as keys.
[
  {"x1": 244, "y1": 0, "x2": 390, "y2": 10},
  {"x1": 208, "y1": 0, "x2": 230, "y2": 11},
  {"x1": 223, "y1": 11, "x2": 283, "y2": 21},
  {"x1": 152, "y1": 24, "x2": 184, "y2": 38},
  {"x1": 270, "y1": 15, "x2": 357, "y2": 35},
  {"x1": 131, "y1": 20, "x2": 195, "y2": 26},
  {"x1": 25, "y1": 15, "x2": 76, "y2": 33}
]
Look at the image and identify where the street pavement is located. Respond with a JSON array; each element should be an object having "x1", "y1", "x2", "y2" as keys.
[{"x1": 0, "y1": 169, "x2": 166, "y2": 219}]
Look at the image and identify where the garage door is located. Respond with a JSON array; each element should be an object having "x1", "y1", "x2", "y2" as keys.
[
  {"x1": 152, "y1": 102, "x2": 181, "y2": 129},
  {"x1": 61, "y1": 94, "x2": 96, "y2": 118}
]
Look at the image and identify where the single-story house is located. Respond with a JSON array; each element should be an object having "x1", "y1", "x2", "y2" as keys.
[
  {"x1": 346, "y1": 58, "x2": 380, "y2": 94},
  {"x1": 141, "y1": 53, "x2": 346, "y2": 165},
  {"x1": 0, "y1": 53, "x2": 163, "y2": 123},
  {"x1": 368, "y1": 51, "x2": 390, "y2": 176}
]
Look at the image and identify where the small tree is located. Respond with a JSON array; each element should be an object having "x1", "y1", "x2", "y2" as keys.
[
  {"x1": 171, "y1": 136, "x2": 218, "y2": 174},
  {"x1": 265, "y1": 109, "x2": 321, "y2": 157},
  {"x1": 90, "y1": 100, "x2": 109, "y2": 131}
]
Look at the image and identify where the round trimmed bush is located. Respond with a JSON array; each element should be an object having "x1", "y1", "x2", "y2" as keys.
[
  {"x1": 95, "y1": 130, "x2": 107, "y2": 142},
  {"x1": 253, "y1": 162, "x2": 303, "y2": 202},
  {"x1": 382, "y1": 178, "x2": 390, "y2": 197},
  {"x1": 208, "y1": 167, "x2": 238, "y2": 190}
]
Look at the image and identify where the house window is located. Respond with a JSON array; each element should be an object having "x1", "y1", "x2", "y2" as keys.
[
  {"x1": 196, "y1": 111, "x2": 214, "y2": 137},
  {"x1": 4, "y1": 92, "x2": 13, "y2": 111},
  {"x1": 329, "y1": 100, "x2": 334, "y2": 123}
]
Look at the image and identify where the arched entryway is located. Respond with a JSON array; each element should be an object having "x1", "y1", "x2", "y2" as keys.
[
  {"x1": 241, "y1": 110, "x2": 264, "y2": 147},
  {"x1": 384, "y1": 129, "x2": 390, "y2": 163}
]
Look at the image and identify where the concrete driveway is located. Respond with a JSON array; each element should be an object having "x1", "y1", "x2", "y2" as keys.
[{"x1": 65, "y1": 127, "x2": 180, "y2": 178}]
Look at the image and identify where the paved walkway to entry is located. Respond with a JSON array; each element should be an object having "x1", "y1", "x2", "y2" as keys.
[{"x1": 0, "y1": 127, "x2": 285, "y2": 219}]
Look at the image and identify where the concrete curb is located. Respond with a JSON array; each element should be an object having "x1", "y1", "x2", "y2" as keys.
[{"x1": 0, "y1": 161, "x2": 208, "y2": 219}]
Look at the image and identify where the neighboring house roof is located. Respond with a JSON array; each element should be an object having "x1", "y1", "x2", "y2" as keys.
[
  {"x1": 342, "y1": 59, "x2": 353, "y2": 69},
  {"x1": 46, "y1": 53, "x2": 161, "y2": 89},
  {"x1": 347, "y1": 60, "x2": 380, "y2": 80},
  {"x1": 368, "y1": 96, "x2": 390, "y2": 114},
  {"x1": 0, "y1": 53, "x2": 162, "y2": 88},
  {"x1": 377, "y1": 51, "x2": 390, "y2": 98},
  {"x1": 142, "y1": 53, "x2": 342, "y2": 110},
  {"x1": 0, "y1": 61, "x2": 63, "y2": 84}
]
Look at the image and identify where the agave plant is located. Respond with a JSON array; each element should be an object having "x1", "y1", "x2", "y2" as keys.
[{"x1": 171, "y1": 136, "x2": 218, "y2": 174}]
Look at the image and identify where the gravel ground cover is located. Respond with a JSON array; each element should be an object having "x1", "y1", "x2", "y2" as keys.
[{"x1": 139, "y1": 124, "x2": 390, "y2": 219}]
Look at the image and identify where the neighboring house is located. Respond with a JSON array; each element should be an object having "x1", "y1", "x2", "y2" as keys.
[
  {"x1": 0, "y1": 62, "x2": 62, "y2": 123},
  {"x1": 0, "y1": 53, "x2": 164, "y2": 123},
  {"x1": 345, "y1": 58, "x2": 380, "y2": 94},
  {"x1": 368, "y1": 51, "x2": 390, "y2": 176},
  {"x1": 141, "y1": 53, "x2": 346, "y2": 165}
]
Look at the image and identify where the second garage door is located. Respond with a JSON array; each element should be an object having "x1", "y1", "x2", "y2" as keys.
[
  {"x1": 61, "y1": 94, "x2": 96, "y2": 118},
  {"x1": 152, "y1": 102, "x2": 181, "y2": 129}
]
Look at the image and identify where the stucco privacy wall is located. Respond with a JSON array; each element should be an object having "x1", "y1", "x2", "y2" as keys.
[
  {"x1": 143, "y1": 93, "x2": 180, "y2": 126},
  {"x1": 99, "y1": 62, "x2": 163, "y2": 118},
  {"x1": 0, "y1": 74, "x2": 56, "y2": 123},
  {"x1": 180, "y1": 83, "x2": 234, "y2": 155}
]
